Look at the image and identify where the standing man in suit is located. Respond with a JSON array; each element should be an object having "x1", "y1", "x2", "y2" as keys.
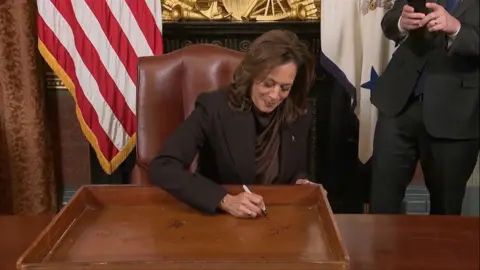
[{"x1": 370, "y1": 0, "x2": 479, "y2": 215}]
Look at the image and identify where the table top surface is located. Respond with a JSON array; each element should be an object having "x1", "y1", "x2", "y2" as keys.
[{"x1": 1, "y1": 214, "x2": 478, "y2": 270}]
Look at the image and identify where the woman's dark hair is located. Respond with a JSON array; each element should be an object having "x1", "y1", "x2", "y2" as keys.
[{"x1": 229, "y1": 29, "x2": 316, "y2": 124}]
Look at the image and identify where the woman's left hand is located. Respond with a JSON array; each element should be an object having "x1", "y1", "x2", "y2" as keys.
[{"x1": 295, "y1": 179, "x2": 327, "y2": 196}]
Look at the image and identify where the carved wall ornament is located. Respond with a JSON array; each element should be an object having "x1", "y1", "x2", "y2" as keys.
[{"x1": 162, "y1": 0, "x2": 320, "y2": 21}]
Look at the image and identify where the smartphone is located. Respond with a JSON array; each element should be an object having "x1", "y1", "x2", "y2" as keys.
[{"x1": 407, "y1": 0, "x2": 429, "y2": 14}]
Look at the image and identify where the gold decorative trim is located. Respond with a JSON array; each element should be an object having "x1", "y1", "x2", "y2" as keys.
[{"x1": 162, "y1": 0, "x2": 320, "y2": 21}]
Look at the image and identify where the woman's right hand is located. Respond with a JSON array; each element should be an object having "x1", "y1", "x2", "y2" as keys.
[{"x1": 219, "y1": 192, "x2": 265, "y2": 218}]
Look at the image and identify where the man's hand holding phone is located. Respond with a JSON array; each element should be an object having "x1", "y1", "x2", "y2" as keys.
[
  {"x1": 400, "y1": 1, "x2": 461, "y2": 35},
  {"x1": 419, "y1": 3, "x2": 461, "y2": 35},
  {"x1": 400, "y1": 4, "x2": 426, "y2": 31}
]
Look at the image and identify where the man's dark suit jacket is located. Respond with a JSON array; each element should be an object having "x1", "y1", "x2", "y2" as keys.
[
  {"x1": 148, "y1": 88, "x2": 311, "y2": 214},
  {"x1": 371, "y1": 0, "x2": 479, "y2": 139}
]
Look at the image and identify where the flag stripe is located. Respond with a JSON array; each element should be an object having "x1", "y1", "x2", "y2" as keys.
[
  {"x1": 105, "y1": 0, "x2": 153, "y2": 57},
  {"x1": 41, "y1": 0, "x2": 129, "y2": 151},
  {"x1": 84, "y1": 0, "x2": 139, "y2": 89},
  {"x1": 37, "y1": 15, "x2": 118, "y2": 159},
  {"x1": 71, "y1": 0, "x2": 136, "y2": 137},
  {"x1": 72, "y1": 0, "x2": 137, "y2": 116},
  {"x1": 52, "y1": 0, "x2": 134, "y2": 140},
  {"x1": 125, "y1": 0, "x2": 163, "y2": 55},
  {"x1": 37, "y1": 0, "x2": 163, "y2": 173},
  {"x1": 144, "y1": 0, "x2": 163, "y2": 34}
]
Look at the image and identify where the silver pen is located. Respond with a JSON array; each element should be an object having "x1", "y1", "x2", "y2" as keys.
[{"x1": 242, "y1": 185, "x2": 268, "y2": 216}]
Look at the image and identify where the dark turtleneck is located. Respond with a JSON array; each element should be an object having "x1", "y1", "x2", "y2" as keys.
[{"x1": 252, "y1": 105, "x2": 281, "y2": 184}]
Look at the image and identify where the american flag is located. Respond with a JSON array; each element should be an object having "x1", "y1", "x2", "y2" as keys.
[
  {"x1": 320, "y1": 0, "x2": 395, "y2": 163},
  {"x1": 36, "y1": 0, "x2": 163, "y2": 174}
]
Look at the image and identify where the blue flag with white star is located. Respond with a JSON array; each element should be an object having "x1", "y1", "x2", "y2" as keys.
[{"x1": 320, "y1": 0, "x2": 396, "y2": 163}]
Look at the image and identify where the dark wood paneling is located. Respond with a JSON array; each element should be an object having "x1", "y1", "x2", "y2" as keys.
[
  {"x1": 46, "y1": 88, "x2": 90, "y2": 189},
  {"x1": 162, "y1": 21, "x2": 321, "y2": 53}
]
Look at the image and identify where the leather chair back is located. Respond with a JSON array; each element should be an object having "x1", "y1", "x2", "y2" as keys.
[{"x1": 132, "y1": 44, "x2": 244, "y2": 185}]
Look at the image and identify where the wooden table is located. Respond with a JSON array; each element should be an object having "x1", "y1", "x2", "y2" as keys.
[
  {"x1": 1, "y1": 214, "x2": 478, "y2": 270},
  {"x1": 0, "y1": 215, "x2": 53, "y2": 270},
  {"x1": 337, "y1": 215, "x2": 479, "y2": 270}
]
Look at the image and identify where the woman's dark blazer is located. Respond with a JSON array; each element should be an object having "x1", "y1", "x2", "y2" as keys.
[{"x1": 148, "y1": 87, "x2": 312, "y2": 214}]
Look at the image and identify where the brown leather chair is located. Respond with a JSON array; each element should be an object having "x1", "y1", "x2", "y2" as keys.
[{"x1": 132, "y1": 44, "x2": 244, "y2": 185}]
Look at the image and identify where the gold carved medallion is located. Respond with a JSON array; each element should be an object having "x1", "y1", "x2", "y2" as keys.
[
  {"x1": 361, "y1": 0, "x2": 394, "y2": 15},
  {"x1": 222, "y1": 0, "x2": 253, "y2": 20}
]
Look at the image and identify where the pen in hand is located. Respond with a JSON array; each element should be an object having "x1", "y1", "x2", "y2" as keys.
[{"x1": 242, "y1": 185, "x2": 268, "y2": 217}]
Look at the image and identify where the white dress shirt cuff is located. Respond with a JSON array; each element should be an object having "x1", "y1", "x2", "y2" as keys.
[
  {"x1": 398, "y1": 17, "x2": 408, "y2": 35},
  {"x1": 397, "y1": 17, "x2": 408, "y2": 45},
  {"x1": 447, "y1": 25, "x2": 461, "y2": 48}
]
